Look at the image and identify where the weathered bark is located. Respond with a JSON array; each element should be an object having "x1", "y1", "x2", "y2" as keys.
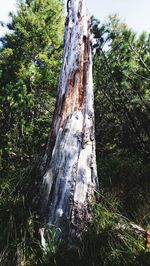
[{"x1": 41, "y1": 0, "x2": 98, "y2": 240}]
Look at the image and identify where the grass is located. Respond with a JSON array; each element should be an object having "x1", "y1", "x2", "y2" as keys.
[{"x1": 0, "y1": 155, "x2": 149, "y2": 265}]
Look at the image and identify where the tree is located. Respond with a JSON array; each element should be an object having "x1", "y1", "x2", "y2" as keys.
[
  {"x1": 0, "y1": 0, "x2": 64, "y2": 172},
  {"x1": 92, "y1": 15, "x2": 150, "y2": 159},
  {"x1": 0, "y1": 1, "x2": 64, "y2": 264},
  {"x1": 92, "y1": 15, "x2": 150, "y2": 241},
  {"x1": 0, "y1": 4, "x2": 149, "y2": 265},
  {"x1": 41, "y1": 0, "x2": 98, "y2": 242}
]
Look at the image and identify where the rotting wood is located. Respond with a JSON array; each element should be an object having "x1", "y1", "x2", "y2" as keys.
[
  {"x1": 116, "y1": 222, "x2": 146, "y2": 237},
  {"x1": 40, "y1": 0, "x2": 98, "y2": 244}
]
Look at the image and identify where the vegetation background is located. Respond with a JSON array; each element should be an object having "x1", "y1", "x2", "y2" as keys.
[{"x1": 0, "y1": 0, "x2": 150, "y2": 265}]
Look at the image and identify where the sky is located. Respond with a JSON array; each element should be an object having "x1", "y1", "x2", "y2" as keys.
[{"x1": 0, "y1": 0, "x2": 150, "y2": 36}]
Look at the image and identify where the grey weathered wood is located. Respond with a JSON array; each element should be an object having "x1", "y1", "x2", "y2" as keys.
[
  {"x1": 116, "y1": 222, "x2": 146, "y2": 237},
  {"x1": 41, "y1": 0, "x2": 98, "y2": 243}
]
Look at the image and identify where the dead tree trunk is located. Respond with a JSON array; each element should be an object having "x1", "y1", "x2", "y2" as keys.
[{"x1": 41, "y1": 0, "x2": 98, "y2": 240}]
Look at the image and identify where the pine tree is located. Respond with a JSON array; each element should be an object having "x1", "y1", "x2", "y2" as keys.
[{"x1": 0, "y1": 0, "x2": 64, "y2": 171}]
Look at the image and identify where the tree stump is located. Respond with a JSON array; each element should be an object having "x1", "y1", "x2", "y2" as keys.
[{"x1": 41, "y1": 0, "x2": 98, "y2": 241}]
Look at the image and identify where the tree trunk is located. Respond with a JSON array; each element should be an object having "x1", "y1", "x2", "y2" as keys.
[{"x1": 41, "y1": 0, "x2": 98, "y2": 240}]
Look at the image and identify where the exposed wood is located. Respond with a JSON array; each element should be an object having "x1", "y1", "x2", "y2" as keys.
[
  {"x1": 40, "y1": 0, "x2": 98, "y2": 242},
  {"x1": 116, "y1": 222, "x2": 146, "y2": 237}
]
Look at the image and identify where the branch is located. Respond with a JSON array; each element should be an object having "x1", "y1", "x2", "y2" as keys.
[{"x1": 116, "y1": 221, "x2": 146, "y2": 237}]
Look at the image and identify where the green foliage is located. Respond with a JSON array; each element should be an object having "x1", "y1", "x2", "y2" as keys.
[
  {"x1": 0, "y1": 0, "x2": 64, "y2": 171},
  {"x1": 85, "y1": 193, "x2": 146, "y2": 266},
  {"x1": 0, "y1": 5, "x2": 150, "y2": 266},
  {"x1": 0, "y1": 1, "x2": 64, "y2": 265},
  {"x1": 91, "y1": 14, "x2": 150, "y2": 265},
  {"x1": 0, "y1": 160, "x2": 42, "y2": 266},
  {"x1": 93, "y1": 15, "x2": 150, "y2": 158},
  {"x1": 42, "y1": 226, "x2": 62, "y2": 265},
  {"x1": 34, "y1": 193, "x2": 146, "y2": 266},
  {"x1": 92, "y1": 15, "x2": 150, "y2": 230}
]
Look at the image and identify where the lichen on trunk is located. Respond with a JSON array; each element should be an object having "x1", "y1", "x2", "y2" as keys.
[{"x1": 41, "y1": 0, "x2": 98, "y2": 240}]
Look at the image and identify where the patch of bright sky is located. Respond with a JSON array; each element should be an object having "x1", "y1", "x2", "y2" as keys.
[
  {"x1": 0, "y1": 0, "x2": 150, "y2": 36},
  {"x1": 0, "y1": 0, "x2": 17, "y2": 36},
  {"x1": 86, "y1": 0, "x2": 150, "y2": 34}
]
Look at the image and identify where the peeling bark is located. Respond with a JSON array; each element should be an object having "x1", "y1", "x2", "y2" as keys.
[{"x1": 41, "y1": 0, "x2": 98, "y2": 240}]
